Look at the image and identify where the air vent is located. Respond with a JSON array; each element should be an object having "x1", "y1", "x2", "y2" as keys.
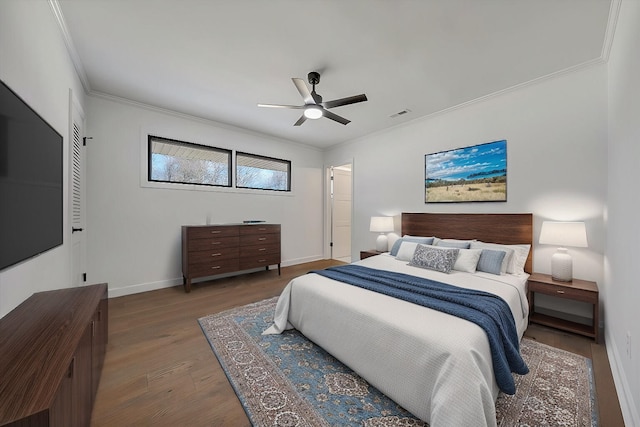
[{"x1": 390, "y1": 109, "x2": 412, "y2": 118}]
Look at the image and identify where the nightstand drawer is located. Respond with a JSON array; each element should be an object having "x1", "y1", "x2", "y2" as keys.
[{"x1": 528, "y1": 281, "x2": 597, "y2": 303}]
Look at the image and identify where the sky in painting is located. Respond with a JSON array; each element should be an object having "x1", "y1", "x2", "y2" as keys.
[{"x1": 425, "y1": 140, "x2": 507, "y2": 181}]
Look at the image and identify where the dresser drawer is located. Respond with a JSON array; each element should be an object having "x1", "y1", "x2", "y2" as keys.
[
  {"x1": 240, "y1": 253, "x2": 281, "y2": 270},
  {"x1": 188, "y1": 260, "x2": 240, "y2": 277},
  {"x1": 239, "y1": 224, "x2": 280, "y2": 235},
  {"x1": 188, "y1": 236, "x2": 239, "y2": 251},
  {"x1": 240, "y1": 243, "x2": 280, "y2": 258},
  {"x1": 187, "y1": 226, "x2": 239, "y2": 240},
  {"x1": 188, "y1": 248, "x2": 240, "y2": 265},
  {"x1": 239, "y1": 233, "x2": 280, "y2": 246}
]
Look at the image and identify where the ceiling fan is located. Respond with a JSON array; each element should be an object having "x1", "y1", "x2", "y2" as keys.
[{"x1": 258, "y1": 71, "x2": 368, "y2": 126}]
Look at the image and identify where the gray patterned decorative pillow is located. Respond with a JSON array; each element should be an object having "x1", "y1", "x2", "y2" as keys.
[{"x1": 409, "y1": 244, "x2": 459, "y2": 274}]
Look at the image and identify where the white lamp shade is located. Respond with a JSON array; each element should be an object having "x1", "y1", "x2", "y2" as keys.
[
  {"x1": 539, "y1": 221, "x2": 587, "y2": 282},
  {"x1": 539, "y1": 221, "x2": 588, "y2": 248},
  {"x1": 369, "y1": 216, "x2": 394, "y2": 233}
]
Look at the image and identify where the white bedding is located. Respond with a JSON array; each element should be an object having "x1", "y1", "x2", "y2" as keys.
[{"x1": 264, "y1": 254, "x2": 530, "y2": 427}]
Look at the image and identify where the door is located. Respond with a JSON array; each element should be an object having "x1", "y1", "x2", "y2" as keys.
[
  {"x1": 330, "y1": 164, "x2": 352, "y2": 263},
  {"x1": 69, "y1": 91, "x2": 86, "y2": 286}
]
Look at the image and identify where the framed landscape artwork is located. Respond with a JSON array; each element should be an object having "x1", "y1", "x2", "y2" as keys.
[{"x1": 425, "y1": 140, "x2": 507, "y2": 203}]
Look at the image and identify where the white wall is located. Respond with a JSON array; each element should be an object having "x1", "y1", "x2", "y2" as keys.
[
  {"x1": 606, "y1": 0, "x2": 640, "y2": 424},
  {"x1": 325, "y1": 64, "x2": 608, "y2": 320},
  {"x1": 0, "y1": 0, "x2": 86, "y2": 317},
  {"x1": 85, "y1": 95, "x2": 325, "y2": 296}
]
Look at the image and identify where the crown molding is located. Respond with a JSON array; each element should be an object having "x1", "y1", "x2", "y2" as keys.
[
  {"x1": 601, "y1": 0, "x2": 622, "y2": 62},
  {"x1": 88, "y1": 90, "x2": 323, "y2": 152},
  {"x1": 48, "y1": 0, "x2": 91, "y2": 94}
]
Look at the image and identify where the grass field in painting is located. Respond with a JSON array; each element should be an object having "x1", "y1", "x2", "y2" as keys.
[{"x1": 426, "y1": 182, "x2": 506, "y2": 202}]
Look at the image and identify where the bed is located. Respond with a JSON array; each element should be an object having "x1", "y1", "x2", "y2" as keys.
[{"x1": 264, "y1": 213, "x2": 533, "y2": 426}]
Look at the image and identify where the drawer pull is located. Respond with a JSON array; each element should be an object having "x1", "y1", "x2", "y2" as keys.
[
  {"x1": 211, "y1": 242, "x2": 221, "y2": 245},
  {"x1": 259, "y1": 259, "x2": 266, "y2": 262},
  {"x1": 258, "y1": 237, "x2": 267, "y2": 241},
  {"x1": 258, "y1": 228, "x2": 266, "y2": 231},
  {"x1": 211, "y1": 230, "x2": 221, "y2": 234},
  {"x1": 211, "y1": 266, "x2": 221, "y2": 270},
  {"x1": 211, "y1": 253, "x2": 222, "y2": 257},
  {"x1": 556, "y1": 290, "x2": 565, "y2": 294},
  {"x1": 259, "y1": 248, "x2": 266, "y2": 251}
]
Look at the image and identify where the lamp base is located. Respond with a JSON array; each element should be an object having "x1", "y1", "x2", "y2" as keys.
[
  {"x1": 551, "y1": 248, "x2": 573, "y2": 282},
  {"x1": 375, "y1": 234, "x2": 388, "y2": 252}
]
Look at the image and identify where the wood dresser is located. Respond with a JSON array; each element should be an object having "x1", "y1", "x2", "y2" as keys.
[
  {"x1": 182, "y1": 223, "x2": 281, "y2": 292},
  {"x1": 0, "y1": 283, "x2": 108, "y2": 427}
]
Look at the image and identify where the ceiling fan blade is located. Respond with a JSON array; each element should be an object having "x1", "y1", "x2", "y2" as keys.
[
  {"x1": 294, "y1": 115, "x2": 307, "y2": 126},
  {"x1": 323, "y1": 110, "x2": 350, "y2": 125},
  {"x1": 257, "y1": 103, "x2": 304, "y2": 109},
  {"x1": 321, "y1": 94, "x2": 368, "y2": 109},
  {"x1": 292, "y1": 78, "x2": 315, "y2": 104}
]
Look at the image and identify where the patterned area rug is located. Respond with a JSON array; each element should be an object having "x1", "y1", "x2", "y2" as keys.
[{"x1": 198, "y1": 297, "x2": 598, "y2": 426}]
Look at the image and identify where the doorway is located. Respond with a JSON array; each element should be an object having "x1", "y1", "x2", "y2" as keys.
[{"x1": 328, "y1": 164, "x2": 352, "y2": 263}]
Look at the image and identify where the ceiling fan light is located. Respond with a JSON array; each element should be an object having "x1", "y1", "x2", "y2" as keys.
[{"x1": 304, "y1": 106, "x2": 323, "y2": 119}]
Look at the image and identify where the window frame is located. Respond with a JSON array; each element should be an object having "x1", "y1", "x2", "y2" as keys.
[
  {"x1": 147, "y1": 135, "x2": 232, "y2": 188},
  {"x1": 235, "y1": 151, "x2": 292, "y2": 192}
]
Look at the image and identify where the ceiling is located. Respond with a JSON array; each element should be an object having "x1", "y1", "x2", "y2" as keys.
[{"x1": 54, "y1": 0, "x2": 613, "y2": 149}]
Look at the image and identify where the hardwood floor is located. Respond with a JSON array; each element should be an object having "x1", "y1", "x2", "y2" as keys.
[{"x1": 91, "y1": 260, "x2": 624, "y2": 426}]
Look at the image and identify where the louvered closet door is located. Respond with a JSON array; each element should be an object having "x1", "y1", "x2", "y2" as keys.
[{"x1": 70, "y1": 92, "x2": 86, "y2": 287}]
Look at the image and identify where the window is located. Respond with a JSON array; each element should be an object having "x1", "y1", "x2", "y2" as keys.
[
  {"x1": 236, "y1": 152, "x2": 291, "y2": 191},
  {"x1": 148, "y1": 136, "x2": 231, "y2": 187}
]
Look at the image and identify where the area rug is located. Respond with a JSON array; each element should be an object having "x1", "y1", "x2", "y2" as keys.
[{"x1": 198, "y1": 297, "x2": 598, "y2": 427}]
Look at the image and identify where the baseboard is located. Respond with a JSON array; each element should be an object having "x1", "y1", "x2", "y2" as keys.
[
  {"x1": 107, "y1": 255, "x2": 326, "y2": 298},
  {"x1": 108, "y1": 277, "x2": 182, "y2": 298},
  {"x1": 281, "y1": 254, "x2": 324, "y2": 267},
  {"x1": 605, "y1": 327, "x2": 640, "y2": 427}
]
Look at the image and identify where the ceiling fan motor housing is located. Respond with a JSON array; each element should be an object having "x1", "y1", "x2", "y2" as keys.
[{"x1": 308, "y1": 71, "x2": 320, "y2": 85}]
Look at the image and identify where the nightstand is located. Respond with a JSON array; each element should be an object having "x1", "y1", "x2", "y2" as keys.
[
  {"x1": 527, "y1": 273, "x2": 599, "y2": 342},
  {"x1": 360, "y1": 249, "x2": 385, "y2": 260}
]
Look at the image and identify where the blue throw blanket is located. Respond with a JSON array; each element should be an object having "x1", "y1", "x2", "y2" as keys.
[{"x1": 310, "y1": 264, "x2": 528, "y2": 395}]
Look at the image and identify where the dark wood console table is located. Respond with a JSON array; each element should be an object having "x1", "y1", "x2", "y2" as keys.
[{"x1": 0, "y1": 283, "x2": 108, "y2": 426}]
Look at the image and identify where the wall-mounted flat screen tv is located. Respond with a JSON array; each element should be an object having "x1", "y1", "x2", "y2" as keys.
[{"x1": 0, "y1": 79, "x2": 63, "y2": 270}]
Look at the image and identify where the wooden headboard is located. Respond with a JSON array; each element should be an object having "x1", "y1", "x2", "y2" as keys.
[{"x1": 401, "y1": 213, "x2": 533, "y2": 273}]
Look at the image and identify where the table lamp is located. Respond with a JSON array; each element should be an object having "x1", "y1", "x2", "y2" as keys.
[
  {"x1": 370, "y1": 216, "x2": 394, "y2": 252},
  {"x1": 539, "y1": 221, "x2": 588, "y2": 282}
]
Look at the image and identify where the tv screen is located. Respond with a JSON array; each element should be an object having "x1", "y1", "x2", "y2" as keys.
[{"x1": 0, "y1": 79, "x2": 63, "y2": 270}]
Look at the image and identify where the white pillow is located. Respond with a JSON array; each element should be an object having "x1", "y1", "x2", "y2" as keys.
[
  {"x1": 470, "y1": 241, "x2": 530, "y2": 275},
  {"x1": 505, "y1": 244, "x2": 531, "y2": 275},
  {"x1": 396, "y1": 241, "x2": 420, "y2": 261},
  {"x1": 453, "y1": 248, "x2": 483, "y2": 273},
  {"x1": 469, "y1": 241, "x2": 514, "y2": 275}
]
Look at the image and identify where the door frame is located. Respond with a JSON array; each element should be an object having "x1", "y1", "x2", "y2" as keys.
[
  {"x1": 68, "y1": 89, "x2": 87, "y2": 287},
  {"x1": 324, "y1": 159, "x2": 354, "y2": 260}
]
